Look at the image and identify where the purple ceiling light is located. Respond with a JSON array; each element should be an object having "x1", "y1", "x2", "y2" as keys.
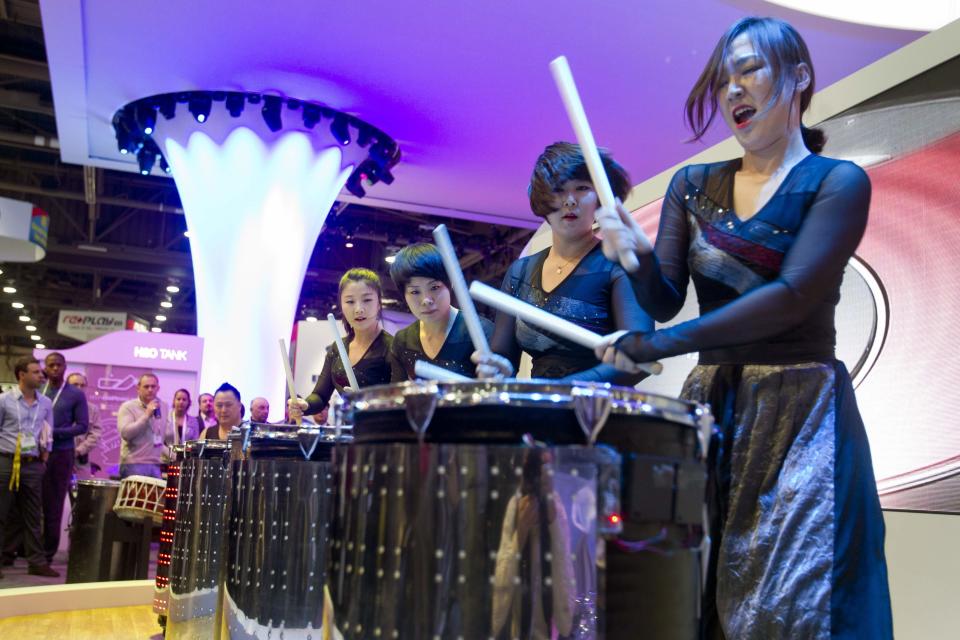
[{"x1": 112, "y1": 90, "x2": 400, "y2": 413}]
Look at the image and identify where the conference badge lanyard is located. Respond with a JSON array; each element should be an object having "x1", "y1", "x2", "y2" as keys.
[
  {"x1": 42, "y1": 381, "x2": 66, "y2": 411},
  {"x1": 10, "y1": 393, "x2": 43, "y2": 491}
]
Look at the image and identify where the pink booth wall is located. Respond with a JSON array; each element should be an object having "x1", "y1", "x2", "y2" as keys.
[{"x1": 35, "y1": 330, "x2": 204, "y2": 477}]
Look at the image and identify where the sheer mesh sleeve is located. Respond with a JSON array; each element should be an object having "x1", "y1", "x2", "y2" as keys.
[
  {"x1": 629, "y1": 168, "x2": 692, "y2": 322},
  {"x1": 616, "y1": 161, "x2": 870, "y2": 362},
  {"x1": 304, "y1": 346, "x2": 336, "y2": 414},
  {"x1": 488, "y1": 263, "x2": 525, "y2": 373},
  {"x1": 557, "y1": 264, "x2": 654, "y2": 384}
]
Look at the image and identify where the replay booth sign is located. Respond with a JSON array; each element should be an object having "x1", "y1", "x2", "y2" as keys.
[{"x1": 57, "y1": 310, "x2": 128, "y2": 342}]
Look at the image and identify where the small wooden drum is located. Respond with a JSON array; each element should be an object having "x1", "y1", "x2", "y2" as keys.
[{"x1": 113, "y1": 474, "x2": 166, "y2": 525}]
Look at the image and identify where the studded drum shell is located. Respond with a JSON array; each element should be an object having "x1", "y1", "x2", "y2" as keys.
[
  {"x1": 66, "y1": 479, "x2": 121, "y2": 584},
  {"x1": 154, "y1": 445, "x2": 185, "y2": 617},
  {"x1": 166, "y1": 439, "x2": 231, "y2": 640},
  {"x1": 222, "y1": 426, "x2": 347, "y2": 639},
  {"x1": 340, "y1": 380, "x2": 711, "y2": 640}
]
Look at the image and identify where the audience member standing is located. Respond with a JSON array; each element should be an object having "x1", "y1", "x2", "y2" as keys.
[
  {"x1": 197, "y1": 393, "x2": 217, "y2": 429},
  {"x1": 116, "y1": 373, "x2": 172, "y2": 479},
  {"x1": 0, "y1": 357, "x2": 57, "y2": 579},
  {"x1": 39, "y1": 353, "x2": 88, "y2": 565},
  {"x1": 68, "y1": 373, "x2": 101, "y2": 479},
  {"x1": 249, "y1": 397, "x2": 270, "y2": 424}
]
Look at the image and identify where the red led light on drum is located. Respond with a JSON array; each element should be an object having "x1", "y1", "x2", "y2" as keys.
[{"x1": 608, "y1": 513, "x2": 622, "y2": 525}]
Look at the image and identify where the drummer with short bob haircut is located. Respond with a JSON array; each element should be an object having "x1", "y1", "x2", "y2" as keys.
[
  {"x1": 475, "y1": 141, "x2": 653, "y2": 384},
  {"x1": 388, "y1": 243, "x2": 494, "y2": 381}
]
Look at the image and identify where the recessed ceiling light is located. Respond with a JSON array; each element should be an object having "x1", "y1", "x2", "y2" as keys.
[
  {"x1": 25, "y1": 325, "x2": 36, "y2": 332},
  {"x1": 12, "y1": 302, "x2": 24, "y2": 309},
  {"x1": 18, "y1": 315, "x2": 30, "y2": 322},
  {"x1": 166, "y1": 285, "x2": 180, "y2": 293},
  {"x1": 344, "y1": 241, "x2": 354, "y2": 249},
  {"x1": 305, "y1": 316, "x2": 318, "y2": 322},
  {"x1": 2, "y1": 286, "x2": 16, "y2": 293},
  {"x1": 385, "y1": 255, "x2": 396, "y2": 264},
  {"x1": 160, "y1": 301, "x2": 173, "y2": 309},
  {"x1": 151, "y1": 327, "x2": 162, "y2": 333},
  {"x1": 30, "y1": 335, "x2": 41, "y2": 341},
  {"x1": 155, "y1": 314, "x2": 167, "y2": 322},
  {"x1": 35, "y1": 343, "x2": 45, "y2": 349}
]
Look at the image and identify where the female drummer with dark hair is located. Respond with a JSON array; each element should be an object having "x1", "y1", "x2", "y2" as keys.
[
  {"x1": 388, "y1": 243, "x2": 494, "y2": 380},
  {"x1": 475, "y1": 142, "x2": 653, "y2": 384},
  {"x1": 288, "y1": 268, "x2": 393, "y2": 421},
  {"x1": 594, "y1": 17, "x2": 892, "y2": 639}
]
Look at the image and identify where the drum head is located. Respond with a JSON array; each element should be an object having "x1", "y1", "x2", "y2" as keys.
[
  {"x1": 345, "y1": 379, "x2": 707, "y2": 446},
  {"x1": 247, "y1": 426, "x2": 347, "y2": 460}
]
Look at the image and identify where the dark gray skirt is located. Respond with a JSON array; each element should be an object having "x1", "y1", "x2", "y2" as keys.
[{"x1": 683, "y1": 360, "x2": 892, "y2": 640}]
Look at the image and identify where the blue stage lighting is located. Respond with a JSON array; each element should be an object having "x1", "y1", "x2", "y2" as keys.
[
  {"x1": 302, "y1": 104, "x2": 321, "y2": 129},
  {"x1": 188, "y1": 93, "x2": 212, "y2": 123},
  {"x1": 330, "y1": 115, "x2": 351, "y2": 145},
  {"x1": 225, "y1": 92, "x2": 246, "y2": 118},
  {"x1": 136, "y1": 103, "x2": 157, "y2": 135},
  {"x1": 261, "y1": 95, "x2": 283, "y2": 132}
]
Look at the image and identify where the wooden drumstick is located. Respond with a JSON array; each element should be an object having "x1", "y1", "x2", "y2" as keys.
[
  {"x1": 327, "y1": 313, "x2": 360, "y2": 390},
  {"x1": 470, "y1": 281, "x2": 662, "y2": 375},
  {"x1": 433, "y1": 224, "x2": 491, "y2": 360},
  {"x1": 549, "y1": 56, "x2": 653, "y2": 269},
  {"x1": 278, "y1": 338, "x2": 302, "y2": 426},
  {"x1": 414, "y1": 360, "x2": 472, "y2": 382}
]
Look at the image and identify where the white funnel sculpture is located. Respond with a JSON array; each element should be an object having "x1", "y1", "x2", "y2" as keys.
[{"x1": 159, "y1": 125, "x2": 352, "y2": 418}]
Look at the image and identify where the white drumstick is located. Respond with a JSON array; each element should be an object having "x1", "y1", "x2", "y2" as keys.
[
  {"x1": 549, "y1": 56, "x2": 652, "y2": 267},
  {"x1": 470, "y1": 281, "x2": 662, "y2": 376},
  {"x1": 278, "y1": 338, "x2": 302, "y2": 426},
  {"x1": 327, "y1": 314, "x2": 360, "y2": 390},
  {"x1": 432, "y1": 224, "x2": 492, "y2": 357},
  {"x1": 414, "y1": 360, "x2": 472, "y2": 382}
]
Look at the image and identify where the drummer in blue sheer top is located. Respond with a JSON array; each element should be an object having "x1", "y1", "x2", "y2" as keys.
[
  {"x1": 387, "y1": 243, "x2": 494, "y2": 381},
  {"x1": 288, "y1": 268, "x2": 393, "y2": 422},
  {"x1": 474, "y1": 142, "x2": 653, "y2": 385},
  {"x1": 593, "y1": 17, "x2": 892, "y2": 640}
]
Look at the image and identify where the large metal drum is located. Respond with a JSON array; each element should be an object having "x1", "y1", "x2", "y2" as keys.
[
  {"x1": 222, "y1": 425, "x2": 348, "y2": 639},
  {"x1": 166, "y1": 439, "x2": 232, "y2": 640},
  {"x1": 337, "y1": 380, "x2": 710, "y2": 639},
  {"x1": 66, "y1": 479, "x2": 121, "y2": 583},
  {"x1": 154, "y1": 445, "x2": 185, "y2": 619},
  {"x1": 334, "y1": 380, "x2": 633, "y2": 640}
]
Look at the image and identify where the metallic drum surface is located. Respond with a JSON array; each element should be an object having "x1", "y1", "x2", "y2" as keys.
[
  {"x1": 66, "y1": 479, "x2": 121, "y2": 583},
  {"x1": 334, "y1": 443, "x2": 618, "y2": 640},
  {"x1": 338, "y1": 380, "x2": 710, "y2": 640},
  {"x1": 223, "y1": 426, "x2": 345, "y2": 639},
  {"x1": 166, "y1": 439, "x2": 232, "y2": 640},
  {"x1": 155, "y1": 446, "x2": 184, "y2": 616}
]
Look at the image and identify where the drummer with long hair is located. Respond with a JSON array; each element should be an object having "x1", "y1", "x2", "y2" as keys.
[
  {"x1": 476, "y1": 142, "x2": 653, "y2": 384},
  {"x1": 289, "y1": 268, "x2": 393, "y2": 421},
  {"x1": 388, "y1": 243, "x2": 494, "y2": 380},
  {"x1": 594, "y1": 17, "x2": 892, "y2": 638}
]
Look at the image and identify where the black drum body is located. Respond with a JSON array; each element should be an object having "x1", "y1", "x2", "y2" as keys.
[
  {"x1": 222, "y1": 426, "x2": 347, "y2": 639},
  {"x1": 337, "y1": 380, "x2": 710, "y2": 640},
  {"x1": 167, "y1": 439, "x2": 232, "y2": 639},
  {"x1": 66, "y1": 479, "x2": 121, "y2": 583},
  {"x1": 155, "y1": 445, "x2": 185, "y2": 617}
]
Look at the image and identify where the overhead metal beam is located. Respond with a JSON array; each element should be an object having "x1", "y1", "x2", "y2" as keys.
[
  {"x1": 0, "y1": 53, "x2": 49, "y2": 81},
  {"x1": 0, "y1": 179, "x2": 184, "y2": 214},
  {"x1": 0, "y1": 88, "x2": 53, "y2": 115}
]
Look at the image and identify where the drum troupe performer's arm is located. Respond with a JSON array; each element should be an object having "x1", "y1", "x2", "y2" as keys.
[{"x1": 597, "y1": 163, "x2": 868, "y2": 366}]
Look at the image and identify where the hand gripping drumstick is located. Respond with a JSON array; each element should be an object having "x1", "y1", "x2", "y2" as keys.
[
  {"x1": 549, "y1": 56, "x2": 653, "y2": 270},
  {"x1": 433, "y1": 223, "x2": 492, "y2": 362},
  {"x1": 278, "y1": 338, "x2": 302, "y2": 426},
  {"x1": 414, "y1": 359, "x2": 472, "y2": 382},
  {"x1": 469, "y1": 281, "x2": 663, "y2": 376},
  {"x1": 327, "y1": 314, "x2": 361, "y2": 390}
]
